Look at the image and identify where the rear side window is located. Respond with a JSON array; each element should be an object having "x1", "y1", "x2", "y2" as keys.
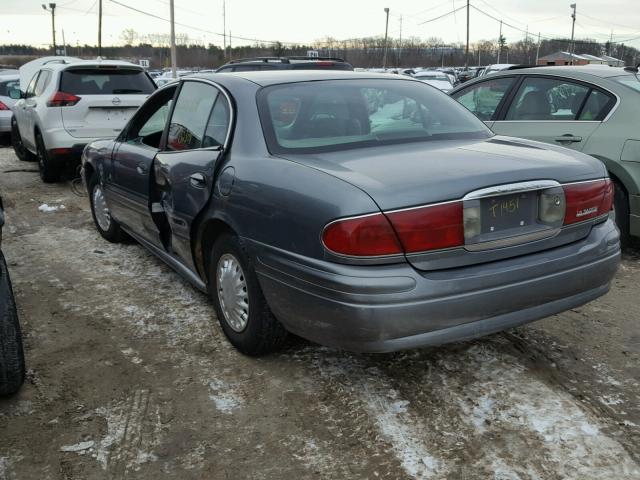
[
  {"x1": 579, "y1": 90, "x2": 615, "y2": 120},
  {"x1": 452, "y1": 77, "x2": 514, "y2": 121},
  {"x1": 166, "y1": 81, "x2": 219, "y2": 151},
  {"x1": 505, "y1": 77, "x2": 589, "y2": 121},
  {"x1": 60, "y1": 69, "x2": 155, "y2": 95}
]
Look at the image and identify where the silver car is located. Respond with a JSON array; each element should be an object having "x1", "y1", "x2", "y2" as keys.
[{"x1": 0, "y1": 74, "x2": 19, "y2": 133}]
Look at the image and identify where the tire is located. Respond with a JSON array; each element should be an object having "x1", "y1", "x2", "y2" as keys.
[
  {"x1": 35, "y1": 132, "x2": 59, "y2": 183},
  {"x1": 10, "y1": 117, "x2": 35, "y2": 162},
  {"x1": 0, "y1": 251, "x2": 25, "y2": 396},
  {"x1": 613, "y1": 181, "x2": 630, "y2": 248},
  {"x1": 88, "y1": 175, "x2": 126, "y2": 243},
  {"x1": 209, "y1": 233, "x2": 287, "y2": 356}
]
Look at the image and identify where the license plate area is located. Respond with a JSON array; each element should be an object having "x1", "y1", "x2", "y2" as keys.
[{"x1": 463, "y1": 182, "x2": 565, "y2": 251}]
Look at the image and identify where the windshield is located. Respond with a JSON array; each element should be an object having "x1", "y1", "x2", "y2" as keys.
[
  {"x1": 60, "y1": 69, "x2": 156, "y2": 95},
  {"x1": 258, "y1": 79, "x2": 491, "y2": 154},
  {"x1": 610, "y1": 74, "x2": 640, "y2": 93}
]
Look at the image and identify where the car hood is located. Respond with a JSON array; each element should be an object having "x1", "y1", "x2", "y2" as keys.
[{"x1": 280, "y1": 136, "x2": 607, "y2": 210}]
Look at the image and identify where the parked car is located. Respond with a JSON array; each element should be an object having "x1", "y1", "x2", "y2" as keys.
[
  {"x1": 480, "y1": 64, "x2": 518, "y2": 76},
  {"x1": 216, "y1": 56, "x2": 354, "y2": 72},
  {"x1": 450, "y1": 65, "x2": 640, "y2": 245},
  {"x1": 0, "y1": 194, "x2": 25, "y2": 395},
  {"x1": 10, "y1": 57, "x2": 156, "y2": 182},
  {"x1": 0, "y1": 74, "x2": 20, "y2": 134},
  {"x1": 413, "y1": 71, "x2": 454, "y2": 92},
  {"x1": 82, "y1": 71, "x2": 619, "y2": 355}
]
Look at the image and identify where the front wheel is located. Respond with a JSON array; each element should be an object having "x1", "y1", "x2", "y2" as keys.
[
  {"x1": 88, "y1": 175, "x2": 126, "y2": 243},
  {"x1": 209, "y1": 233, "x2": 287, "y2": 355},
  {"x1": 10, "y1": 117, "x2": 35, "y2": 162}
]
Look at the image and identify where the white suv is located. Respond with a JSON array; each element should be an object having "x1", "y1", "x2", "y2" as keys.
[{"x1": 11, "y1": 57, "x2": 155, "y2": 182}]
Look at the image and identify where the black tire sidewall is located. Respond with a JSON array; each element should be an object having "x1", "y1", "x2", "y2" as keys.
[
  {"x1": 613, "y1": 181, "x2": 630, "y2": 247},
  {"x1": 209, "y1": 234, "x2": 280, "y2": 354},
  {"x1": 35, "y1": 133, "x2": 58, "y2": 183},
  {"x1": 10, "y1": 117, "x2": 31, "y2": 162},
  {"x1": 0, "y1": 251, "x2": 25, "y2": 396}
]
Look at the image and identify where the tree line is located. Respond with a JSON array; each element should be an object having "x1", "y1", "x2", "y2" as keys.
[{"x1": 0, "y1": 33, "x2": 637, "y2": 69}]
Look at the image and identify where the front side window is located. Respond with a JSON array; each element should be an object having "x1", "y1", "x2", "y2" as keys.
[
  {"x1": 258, "y1": 79, "x2": 491, "y2": 154},
  {"x1": 60, "y1": 69, "x2": 156, "y2": 95},
  {"x1": 25, "y1": 72, "x2": 39, "y2": 98},
  {"x1": 452, "y1": 77, "x2": 514, "y2": 121},
  {"x1": 166, "y1": 81, "x2": 219, "y2": 151},
  {"x1": 505, "y1": 77, "x2": 589, "y2": 121}
]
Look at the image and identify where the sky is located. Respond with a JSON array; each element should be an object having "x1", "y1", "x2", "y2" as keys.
[{"x1": 1, "y1": 0, "x2": 639, "y2": 50}]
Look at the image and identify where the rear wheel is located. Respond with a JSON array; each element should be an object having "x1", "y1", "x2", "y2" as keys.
[
  {"x1": 88, "y1": 175, "x2": 126, "y2": 243},
  {"x1": 209, "y1": 233, "x2": 287, "y2": 355},
  {"x1": 0, "y1": 252, "x2": 25, "y2": 396},
  {"x1": 613, "y1": 181, "x2": 630, "y2": 248},
  {"x1": 10, "y1": 117, "x2": 35, "y2": 162},
  {"x1": 35, "y1": 132, "x2": 59, "y2": 183}
]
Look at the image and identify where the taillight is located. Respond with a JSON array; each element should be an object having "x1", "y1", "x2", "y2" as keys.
[
  {"x1": 322, "y1": 213, "x2": 403, "y2": 256},
  {"x1": 563, "y1": 179, "x2": 613, "y2": 225},
  {"x1": 386, "y1": 202, "x2": 464, "y2": 253},
  {"x1": 0, "y1": 101, "x2": 9, "y2": 111},
  {"x1": 47, "y1": 91, "x2": 81, "y2": 107}
]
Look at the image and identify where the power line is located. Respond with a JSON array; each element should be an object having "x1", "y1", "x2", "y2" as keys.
[
  {"x1": 417, "y1": 5, "x2": 466, "y2": 25},
  {"x1": 107, "y1": 0, "x2": 304, "y2": 46}
]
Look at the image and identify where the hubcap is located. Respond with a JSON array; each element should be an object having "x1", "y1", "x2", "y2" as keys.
[
  {"x1": 92, "y1": 185, "x2": 111, "y2": 231},
  {"x1": 216, "y1": 253, "x2": 249, "y2": 332}
]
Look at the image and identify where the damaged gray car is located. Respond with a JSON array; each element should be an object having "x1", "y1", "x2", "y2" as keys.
[{"x1": 81, "y1": 71, "x2": 620, "y2": 355}]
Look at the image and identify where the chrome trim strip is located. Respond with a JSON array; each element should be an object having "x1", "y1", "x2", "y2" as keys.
[
  {"x1": 462, "y1": 180, "x2": 561, "y2": 200},
  {"x1": 463, "y1": 227, "x2": 561, "y2": 252}
]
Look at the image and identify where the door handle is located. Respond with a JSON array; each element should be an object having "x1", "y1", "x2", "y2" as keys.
[
  {"x1": 554, "y1": 134, "x2": 582, "y2": 144},
  {"x1": 189, "y1": 172, "x2": 206, "y2": 188},
  {"x1": 136, "y1": 163, "x2": 148, "y2": 175}
]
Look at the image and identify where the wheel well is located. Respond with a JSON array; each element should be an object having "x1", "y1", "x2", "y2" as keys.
[
  {"x1": 608, "y1": 171, "x2": 627, "y2": 197},
  {"x1": 196, "y1": 219, "x2": 235, "y2": 284},
  {"x1": 83, "y1": 163, "x2": 95, "y2": 190}
]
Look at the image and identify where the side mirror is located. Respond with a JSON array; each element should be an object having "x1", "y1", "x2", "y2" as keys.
[{"x1": 9, "y1": 89, "x2": 22, "y2": 100}]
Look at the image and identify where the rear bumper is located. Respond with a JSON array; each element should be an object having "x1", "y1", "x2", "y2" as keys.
[
  {"x1": 251, "y1": 218, "x2": 620, "y2": 353},
  {"x1": 47, "y1": 143, "x2": 87, "y2": 164}
]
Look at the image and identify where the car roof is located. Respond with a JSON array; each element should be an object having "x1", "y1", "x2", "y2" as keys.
[
  {"x1": 485, "y1": 65, "x2": 631, "y2": 79},
  {"x1": 189, "y1": 70, "x2": 409, "y2": 87}
]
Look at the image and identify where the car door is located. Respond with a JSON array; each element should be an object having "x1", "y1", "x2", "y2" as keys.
[
  {"x1": 491, "y1": 75, "x2": 606, "y2": 152},
  {"x1": 450, "y1": 76, "x2": 518, "y2": 128},
  {"x1": 153, "y1": 80, "x2": 231, "y2": 270},
  {"x1": 26, "y1": 69, "x2": 52, "y2": 141},
  {"x1": 104, "y1": 85, "x2": 177, "y2": 245},
  {"x1": 14, "y1": 72, "x2": 40, "y2": 149}
]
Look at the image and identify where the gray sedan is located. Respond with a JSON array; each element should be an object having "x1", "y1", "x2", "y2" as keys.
[{"x1": 81, "y1": 71, "x2": 620, "y2": 355}]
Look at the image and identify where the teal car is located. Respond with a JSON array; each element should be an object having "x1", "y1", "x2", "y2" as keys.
[{"x1": 450, "y1": 65, "x2": 640, "y2": 245}]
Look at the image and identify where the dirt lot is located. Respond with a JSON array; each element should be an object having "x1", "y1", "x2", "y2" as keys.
[{"x1": 0, "y1": 145, "x2": 638, "y2": 480}]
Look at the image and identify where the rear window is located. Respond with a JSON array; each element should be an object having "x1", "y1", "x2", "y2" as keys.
[
  {"x1": 610, "y1": 75, "x2": 640, "y2": 93},
  {"x1": 258, "y1": 79, "x2": 491, "y2": 154},
  {"x1": 60, "y1": 69, "x2": 155, "y2": 95},
  {"x1": 0, "y1": 79, "x2": 19, "y2": 97}
]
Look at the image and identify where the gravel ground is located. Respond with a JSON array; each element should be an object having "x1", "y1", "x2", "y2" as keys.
[{"x1": 0, "y1": 145, "x2": 638, "y2": 480}]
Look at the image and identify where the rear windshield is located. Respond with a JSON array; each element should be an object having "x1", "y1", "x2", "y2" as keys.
[
  {"x1": 257, "y1": 79, "x2": 491, "y2": 154},
  {"x1": 0, "y1": 78, "x2": 19, "y2": 97},
  {"x1": 610, "y1": 74, "x2": 640, "y2": 93},
  {"x1": 60, "y1": 69, "x2": 156, "y2": 95}
]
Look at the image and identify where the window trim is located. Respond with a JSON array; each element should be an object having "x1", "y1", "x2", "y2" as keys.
[
  {"x1": 451, "y1": 75, "x2": 519, "y2": 122},
  {"x1": 34, "y1": 69, "x2": 52, "y2": 97},
  {"x1": 492, "y1": 73, "x2": 619, "y2": 123},
  {"x1": 159, "y1": 78, "x2": 234, "y2": 154}
]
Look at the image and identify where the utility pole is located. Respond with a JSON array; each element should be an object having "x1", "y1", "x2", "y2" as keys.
[
  {"x1": 535, "y1": 32, "x2": 541, "y2": 64},
  {"x1": 382, "y1": 7, "x2": 390, "y2": 69},
  {"x1": 497, "y1": 20, "x2": 502, "y2": 63},
  {"x1": 42, "y1": 3, "x2": 57, "y2": 55},
  {"x1": 525, "y1": 25, "x2": 529, "y2": 63},
  {"x1": 229, "y1": 31, "x2": 232, "y2": 60},
  {"x1": 569, "y1": 3, "x2": 576, "y2": 65},
  {"x1": 169, "y1": 0, "x2": 177, "y2": 78},
  {"x1": 465, "y1": 0, "x2": 470, "y2": 69},
  {"x1": 223, "y1": 0, "x2": 226, "y2": 60},
  {"x1": 98, "y1": 0, "x2": 102, "y2": 57},
  {"x1": 398, "y1": 15, "x2": 403, "y2": 67},
  {"x1": 608, "y1": 29, "x2": 613, "y2": 56},
  {"x1": 61, "y1": 29, "x2": 67, "y2": 56}
]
